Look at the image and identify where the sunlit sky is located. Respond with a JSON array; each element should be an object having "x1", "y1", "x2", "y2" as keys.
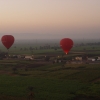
[{"x1": 0, "y1": 0, "x2": 100, "y2": 40}]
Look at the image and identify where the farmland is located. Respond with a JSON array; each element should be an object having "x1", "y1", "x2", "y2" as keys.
[{"x1": 0, "y1": 40, "x2": 100, "y2": 100}]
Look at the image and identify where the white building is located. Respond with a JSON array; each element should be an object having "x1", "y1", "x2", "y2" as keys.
[
  {"x1": 87, "y1": 57, "x2": 95, "y2": 61},
  {"x1": 75, "y1": 57, "x2": 82, "y2": 61},
  {"x1": 24, "y1": 56, "x2": 33, "y2": 60}
]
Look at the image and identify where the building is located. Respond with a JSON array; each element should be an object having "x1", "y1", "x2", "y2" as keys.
[
  {"x1": 24, "y1": 56, "x2": 33, "y2": 60},
  {"x1": 75, "y1": 57, "x2": 82, "y2": 61}
]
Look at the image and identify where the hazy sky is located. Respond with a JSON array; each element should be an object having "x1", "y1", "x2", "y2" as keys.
[{"x1": 0, "y1": 0, "x2": 100, "y2": 40}]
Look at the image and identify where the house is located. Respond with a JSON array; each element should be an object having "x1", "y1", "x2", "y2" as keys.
[
  {"x1": 24, "y1": 56, "x2": 33, "y2": 60},
  {"x1": 87, "y1": 57, "x2": 95, "y2": 61},
  {"x1": 75, "y1": 57, "x2": 82, "y2": 61},
  {"x1": 92, "y1": 59, "x2": 95, "y2": 61}
]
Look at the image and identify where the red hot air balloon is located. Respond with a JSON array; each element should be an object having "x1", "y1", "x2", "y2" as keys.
[
  {"x1": 60, "y1": 38, "x2": 73, "y2": 54},
  {"x1": 1, "y1": 35, "x2": 15, "y2": 49}
]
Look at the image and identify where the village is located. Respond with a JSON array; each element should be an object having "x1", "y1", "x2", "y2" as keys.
[{"x1": 2, "y1": 54, "x2": 100, "y2": 64}]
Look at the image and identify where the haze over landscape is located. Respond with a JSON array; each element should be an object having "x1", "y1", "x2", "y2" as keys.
[
  {"x1": 0, "y1": 0, "x2": 100, "y2": 40},
  {"x1": 1, "y1": 1, "x2": 100, "y2": 100}
]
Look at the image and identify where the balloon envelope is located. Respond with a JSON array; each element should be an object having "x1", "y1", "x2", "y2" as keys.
[
  {"x1": 1, "y1": 35, "x2": 15, "y2": 49},
  {"x1": 60, "y1": 38, "x2": 73, "y2": 54}
]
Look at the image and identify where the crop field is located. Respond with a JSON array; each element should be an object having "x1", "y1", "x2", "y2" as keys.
[
  {"x1": 0, "y1": 59, "x2": 100, "y2": 100},
  {"x1": 0, "y1": 41, "x2": 100, "y2": 100}
]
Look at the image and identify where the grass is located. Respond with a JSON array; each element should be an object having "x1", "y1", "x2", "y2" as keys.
[
  {"x1": 0, "y1": 43, "x2": 100, "y2": 99},
  {"x1": 0, "y1": 75, "x2": 88, "y2": 100},
  {"x1": 0, "y1": 60, "x2": 100, "y2": 100}
]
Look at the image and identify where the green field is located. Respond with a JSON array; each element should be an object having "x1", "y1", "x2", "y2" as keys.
[
  {"x1": 0, "y1": 41, "x2": 100, "y2": 100},
  {"x1": 0, "y1": 60, "x2": 100, "y2": 100}
]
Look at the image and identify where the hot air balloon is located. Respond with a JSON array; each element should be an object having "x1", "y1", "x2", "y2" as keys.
[
  {"x1": 60, "y1": 38, "x2": 73, "y2": 54},
  {"x1": 1, "y1": 35, "x2": 15, "y2": 50}
]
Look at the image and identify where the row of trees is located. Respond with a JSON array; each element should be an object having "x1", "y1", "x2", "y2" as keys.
[
  {"x1": 19, "y1": 46, "x2": 60, "y2": 51},
  {"x1": 75, "y1": 42, "x2": 100, "y2": 47}
]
